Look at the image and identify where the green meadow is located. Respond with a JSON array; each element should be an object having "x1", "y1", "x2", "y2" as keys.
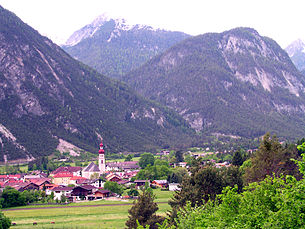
[{"x1": 3, "y1": 190, "x2": 173, "y2": 228}]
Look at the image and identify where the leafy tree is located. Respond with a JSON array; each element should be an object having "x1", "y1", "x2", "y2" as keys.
[
  {"x1": 125, "y1": 154, "x2": 133, "y2": 161},
  {"x1": 168, "y1": 161, "x2": 243, "y2": 225},
  {"x1": 139, "y1": 153, "x2": 155, "y2": 169},
  {"x1": 0, "y1": 212, "x2": 11, "y2": 229},
  {"x1": 127, "y1": 188, "x2": 139, "y2": 197},
  {"x1": 167, "y1": 167, "x2": 188, "y2": 183},
  {"x1": 136, "y1": 164, "x2": 171, "y2": 181},
  {"x1": 166, "y1": 153, "x2": 305, "y2": 228},
  {"x1": 126, "y1": 189, "x2": 165, "y2": 229},
  {"x1": 104, "y1": 181, "x2": 124, "y2": 196},
  {"x1": 0, "y1": 187, "x2": 26, "y2": 208}
]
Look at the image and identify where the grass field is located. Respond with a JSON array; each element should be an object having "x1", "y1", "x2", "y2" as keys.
[{"x1": 3, "y1": 190, "x2": 173, "y2": 228}]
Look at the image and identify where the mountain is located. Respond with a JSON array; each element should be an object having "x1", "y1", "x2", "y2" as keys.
[
  {"x1": 125, "y1": 27, "x2": 305, "y2": 139},
  {"x1": 62, "y1": 14, "x2": 190, "y2": 78},
  {"x1": 285, "y1": 39, "x2": 305, "y2": 72},
  {"x1": 0, "y1": 6, "x2": 195, "y2": 162}
]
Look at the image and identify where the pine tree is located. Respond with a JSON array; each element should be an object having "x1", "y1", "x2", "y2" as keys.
[
  {"x1": 125, "y1": 189, "x2": 164, "y2": 229},
  {"x1": 244, "y1": 132, "x2": 299, "y2": 183},
  {"x1": 232, "y1": 151, "x2": 244, "y2": 166}
]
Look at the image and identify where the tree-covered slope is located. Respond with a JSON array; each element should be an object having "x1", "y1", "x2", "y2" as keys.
[
  {"x1": 0, "y1": 6, "x2": 195, "y2": 161},
  {"x1": 125, "y1": 28, "x2": 305, "y2": 139},
  {"x1": 62, "y1": 15, "x2": 190, "y2": 78}
]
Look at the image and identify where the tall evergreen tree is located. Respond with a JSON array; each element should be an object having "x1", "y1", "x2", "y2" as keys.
[
  {"x1": 244, "y1": 132, "x2": 299, "y2": 184},
  {"x1": 126, "y1": 189, "x2": 164, "y2": 229},
  {"x1": 232, "y1": 151, "x2": 244, "y2": 166}
]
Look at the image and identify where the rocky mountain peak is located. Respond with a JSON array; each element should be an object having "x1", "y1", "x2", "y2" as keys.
[
  {"x1": 125, "y1": 27, "x2": 305, "y2": 139},
  {"x1": 286, "y1": 39, "x2": 305, "y2": 57},
  {"x1": 285, "y1": 39, "x2": 305, "y2": 72}
]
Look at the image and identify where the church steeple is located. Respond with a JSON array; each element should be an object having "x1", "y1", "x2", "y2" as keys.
[{"x1": 98, "y1": 139, "x2": 106, "y2": 173}]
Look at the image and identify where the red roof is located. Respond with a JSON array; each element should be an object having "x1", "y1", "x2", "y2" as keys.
[
  {"x1": 51, "y1": 167, "x2": 81, "y2": 175},
  {"x1": 70, "y1": 176, "x2": 86, "y2": 180},
  {"x1": 99, "y1": 149, "x2": 104, "y2": 154},
  {"x1": 53, "y1": 172, "x2": 73, "y2": 178}
]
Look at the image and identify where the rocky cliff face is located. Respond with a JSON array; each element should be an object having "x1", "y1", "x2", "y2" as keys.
[
  {"x1": 285, "y1": 39, "x2": 305, "y2": 72},
  {"x1": 62, "y1": 15, "x2": 190, "y2": 78},
  {"x1": 125, "y1": 28, "x2": 305, "y2": 139},
  {"x1": 0, "y1": 6, "x2": 195, "y2": 161}
]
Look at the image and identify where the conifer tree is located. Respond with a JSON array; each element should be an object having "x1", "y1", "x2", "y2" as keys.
[
  {"x1": 125, "y1": 189, "x2": 164, "y2": 229},
  {"x1": 232, "y1": 151, "x2": 244, "y2": 166},
  {"x1": 244, "y1": 132, "x2": 299, "y2": 183}
]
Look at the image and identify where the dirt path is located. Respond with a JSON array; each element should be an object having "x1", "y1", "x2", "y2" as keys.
[{"x1": 2, "y1": 202, "x2": 168, "y2": 211}]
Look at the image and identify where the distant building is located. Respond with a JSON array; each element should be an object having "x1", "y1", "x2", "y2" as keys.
[
  {"x1": 134, "y1": 180, "x2": 150, "y2": 189},
  {"x1": 52, "y1": 172, "x2": 74, "y2": 185},
  {"x1": 152, "y1": 180, "x2": 168, "y2": 189},
  {"x1": 51, "y1": 186, "x2": 73, "y2": 200},
  {"x1": 106, "y1": 161, "x2": 139, "y2": 171},
  {"x1": 50, "y1": 166, "x2": 82, "y2": 177},
  {"x1": 169, "y1": 183, "x2": 181, "y2": 191},
  {"x1": 82, "y1": 140, "x2": 106, "y2": 178}
]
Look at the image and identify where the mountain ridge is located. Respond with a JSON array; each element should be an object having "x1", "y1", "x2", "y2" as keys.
[
  {"x1": 0, "y1": 5, "x2": 195, "y2": 161},
  {"x1": 62, "y1": 15, "x2": 191, "y2": 78},
  {"x1": 125, "y1": 27, "x2": 305, "y2": 139}
]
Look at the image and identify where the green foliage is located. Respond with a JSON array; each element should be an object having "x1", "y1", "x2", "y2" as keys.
[
  {"x1": 168, "y1": 162, "x2": 243, "y2": 225},
  {"x1": 0, "y1": 212, "x2": 11, "y2": 229},
  {"x1": 232, "y1": 150, "x2": 244, "y2": 166},
  {"x1": 167, "y1": 167, "x2": 188, "y2": 184},
  {"x1": 125, "y1": 189, "x2": 165, "y2": 229},
  {"x1": 104, "y1": 181, "x2": 124, "y2": 196},
  {"x1": 139, "y1": 153, "x2": 155, "y2": 169},
  {"x1": 127, "y1": 188, "x2": 139, "y2": 197},
  {"x1": 125, "y1": 154, "x2": 133, "y2": 161},
  {"x1": 136, "y1": 161, "x2": 171, "y2": 181},
  {"x1": 244, "y1": 133, "x2": 300, "y2": 183},
  {"x1": 172, "y1": 173, "x2": 305, "y2": 228},
  {"x1": 0, "y1": 187, "x2": 26, "y2": 208},
  {"x1": 165, "y1": 144, "x2": 305, "y2": 228}
]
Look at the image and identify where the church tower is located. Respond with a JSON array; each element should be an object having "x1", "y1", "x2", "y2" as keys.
[{"x1": 98, "y1": 139, "x2": 106, "y2": 173}]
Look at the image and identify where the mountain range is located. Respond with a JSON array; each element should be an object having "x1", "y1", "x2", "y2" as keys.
[
  {"x1": 125, "y1": 28, "x2": 305, "y2": 139},
  {"x1": 285, "y1": 39, "x2": 305, "y2": 75},
  {"x1": 0, "y1": 6, "x2": 195, "y2": 162},
  {"x1": 62, "y1": 15, "x2": 190, "y2": 78}
]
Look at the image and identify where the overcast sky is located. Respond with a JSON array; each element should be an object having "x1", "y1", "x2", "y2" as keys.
[{"x1": 0, "y1": 0, "x2": 304, "y2": 48}]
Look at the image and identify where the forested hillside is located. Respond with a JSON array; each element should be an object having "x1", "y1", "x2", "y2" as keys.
[
  {"x1": 0, "y1": 6, "x2": 196, "y2": 161},
  {"x1": 125, "y1": 28, "x2": 305, "y2": 139}
]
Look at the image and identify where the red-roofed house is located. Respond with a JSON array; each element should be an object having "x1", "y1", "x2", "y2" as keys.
[
  {"x1": 69, "y1": 176, "x2": 87, "y2": 185},
  {"x1": 50, "y1": 166, "x2": 82, "y2": 177},
  {"x1": 52, "y1": 172, "x2": 74, "y2": 185},
  {"x1": 152, "y1": 180, "x2": 168, "y2": 188},
  {"x1": 29, "y1": 178, "x2": 52, "y2": 190}
]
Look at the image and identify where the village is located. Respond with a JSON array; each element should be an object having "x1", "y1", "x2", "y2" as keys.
[{"x1": 0, "y1": 140, "x2": 190, "y2": 203}]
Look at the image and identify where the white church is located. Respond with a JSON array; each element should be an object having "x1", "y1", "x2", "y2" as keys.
[{"x1": 82, "y1": 140, "x2": 106, "y2": 179}]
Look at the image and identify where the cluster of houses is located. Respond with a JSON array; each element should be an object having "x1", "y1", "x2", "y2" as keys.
[{"x1": 0, "y1": 141, "x2": 179, "y2": 202}]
